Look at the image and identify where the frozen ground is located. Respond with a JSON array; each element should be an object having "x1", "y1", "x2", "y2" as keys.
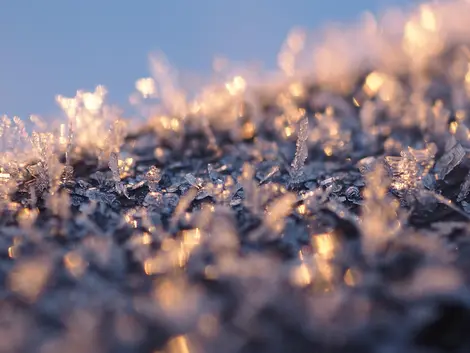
[{"x1": 3, "y1": 1, "x2": 470, "y2": 352}]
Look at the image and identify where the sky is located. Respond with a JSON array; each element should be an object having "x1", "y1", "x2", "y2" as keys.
[{"x1": 0, "y1": 0, "x2": 410, "y2": 119}]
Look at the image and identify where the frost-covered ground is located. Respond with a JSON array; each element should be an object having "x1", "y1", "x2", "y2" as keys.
[{"x1": 4, "y1": 1, "x2": 470, "y2": 352}]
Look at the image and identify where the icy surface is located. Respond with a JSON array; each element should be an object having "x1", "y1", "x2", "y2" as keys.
[{"x1": 4, "y1": 1, "x2": 470, "y2": 352}]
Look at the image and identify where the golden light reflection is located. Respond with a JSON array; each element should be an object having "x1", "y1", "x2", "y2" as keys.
[
  {"x1": 312, "y1": 233, "x2": 337, "y2": 289},
  {"x1": 64, "y1": 251, "x2": 87, "y2": 278},
  {"x1": 142, "y1": 232, "x2": 152, "y2": 245},
  {"x1": 144, "y1": 258, "x2": 161, "y2": 275},
  {"x1": 403, "y1": 5, "x2": 442, "y2": 63},
  {"x1": 124, "y1": 213, "x2": 132, "y2": 224},
  {"x1": 324, "y1": 146, "x2": 333, "y2": 156},
  {"x1": 297, "y1": 204, "x2": 306, "y2": 215},
  {"x1": 288, "y1": 82, "x2": 304, "y2": 98},
  {"x1": 419, "y1": 5, "x2": 437, "y2": 32},
  {"x1": 136, "y1": 77, "x2": 156, "y2": 98},
  {"x1": 313, "y1": 233, "x2": 336, "y2": 259},
  {"x1": 144, "y1": 229, "x2": 201, "y2": 275},
  {"x1": 364, "y1": 72, "x2": 386, "y2": 96},
  {"x1": 164, "y1": 335, "x2": 191, "y2": 353},
  {"x1": 171, "y1": 118, "x2": 180, "y2": 131},
  {"x1": 178, "y1": 228, "x2": 201, "y2": 267},
  {"x1": 352, "y1": 97, "x2": 360, "y2": 107},
  {"x1": 155, "y1": 116, "x2": 182, "y2": 133},
  {"x1": 404, "y1": 21, "x2": 426, "y2": 51},
  {"x1": 290, "y1": 262, "x2": 312, "y2": 287},
  {"x1": 8, "y1": 246, "x2": 17, "y2": 259},
  {"x1": 450, "y1": 121, "x2": 459, "y2": 134},
  {"x1": 466, "y1": 65, "x2": 470, "y2": 84},
  {"x1": 82, "y1": 89, "x2": 105, "y2": 112},
  {"x1": 284, "y1": 126, "x2": 293, "y2": 138},
  {"x1": 344, "y1": 268, "x2": 358, "y2": 286},
  {"x1": 17, "y1": 208, "x2": 38, "y2": 229},
  {"x1": 241, "y1": 122, "x2": 256, "y2": 140},
  {"x1": 182, "y1": 228, "x2": 201, "y2": 247},
  {"x1": 225, "y1": 76, "x2": 246, "y2": 96},
  {"x1": 264, "y1": 193, "x2": 296, "y2": 234}
]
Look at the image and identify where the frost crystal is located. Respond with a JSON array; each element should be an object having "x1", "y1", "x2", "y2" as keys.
[
  {"x1": 170, "y1": 188, "x2": 197, "y2": 229},
  {"x1": 0, "y1": 173, "x2": 16, "y2": 206},
  {"x1": 361, "y1": 164, "x2": 401, "y2": 256},
  {"x1": 264, "y1": 192, "x2": 296, "y2": 233},
  {"x1": 345, "y1": 186, "x2": 362, "y2": 204},
  {"x1": 108, "y1": 152, "x2": 129, "y2": 198},
  {"x1": 435, "y1": 142, "x2": 465, "y2": 180},
  {"x1": 145, "y1": 166, "x2": 162, "y2": 192},
  {"x1": 290, "y1": 116, "x2": 309, "y2": 181},
  {"x1": 56, "y1": 86, "x2": 122, "y2": 156},
  {"x1": 240, "y1": 163, "x2": 260, "y2": 216},
  {"x1": 250, "y1": 192, "x2": 297, "y2": 240},
  {"x1": 108, "y1": 152, "x2": 120, "y2": 183},
  {"x1": 458, "y1": 171, "x2": 470, "y2": 202},
  {"x1": 385, "y1": 145, "x2": 436, "y2": 196},
  {"x1": 184, "y1": 173, "x2": 202, "y2": 189},
  {"x1": 310, "y1": 107, "x2": 351, "y2": 157}
]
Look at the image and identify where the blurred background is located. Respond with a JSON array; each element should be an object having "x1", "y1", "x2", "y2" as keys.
[{"x1": 0, "y1": 0, "x2": 410, "y2": 118}]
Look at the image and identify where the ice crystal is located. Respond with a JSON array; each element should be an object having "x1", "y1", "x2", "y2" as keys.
[
  {"x1": 345, "y1": 186, "x2": 362, "y2": 204},
  {"x1": 108, "y1": 152, "x2": 129, "y2": 198},
  {"x1": 435, "y1": 142, "x2": 466, "y2": 180},
  {"x1": 290, "y1": 116, "x2": 309, "y2": 181},
  {"x1": 56, "y1": 86, "x2": 126, "y2": 160},
  {"x1": 385, "y1": 145, "x2": 436, "y2": 197},
  {"x1": 240, "y1": 163, "x2": 260, "y2": 216},
  {"x1": 264, "y1": 192, "x2": 296, "y2": 235},
  {"x1": 362, "y1": 164, "x2": 401, "y2": 256},
  {"x1": 145, "y1": 166, "x2": 162, "y2": 192},
  {"x1": 170, "y1": 188, "x2": 197, "y2": 229},
  {"x1": 458, "y1": 171, "x2": 470, "y2": 202},
  {"x1": 185, "y1": 173, "x2": 203, "y2": 189},
  {"x1": 310, "y1": 107, "x2": 351, "y2": 157},
  {"x1": 259, "y1": 165, "x2": 280, "y2": 185}
]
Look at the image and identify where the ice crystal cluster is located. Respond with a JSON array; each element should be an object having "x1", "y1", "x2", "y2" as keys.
[{"x1": 5, "y1": 1, "x2": 470, "y2": 352}]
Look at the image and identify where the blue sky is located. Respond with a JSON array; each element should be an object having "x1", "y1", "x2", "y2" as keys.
[{"x1": 0, "y1": 0, "x2": 409, "y2": 118}]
